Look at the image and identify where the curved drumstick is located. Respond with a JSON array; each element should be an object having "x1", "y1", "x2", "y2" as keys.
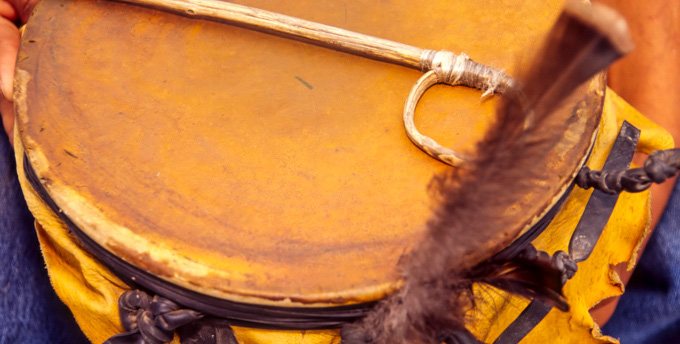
[
  {"x1": 104, "y1": 0, "x2": 633, "y2": 171},
  {"x1": 105, "y1": 0, "x2": 516, "y2": 167}
]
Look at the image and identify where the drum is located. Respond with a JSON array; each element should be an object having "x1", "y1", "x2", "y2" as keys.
[{"x1": 13, "y1": 0, "x2": 674, "y2": 343}]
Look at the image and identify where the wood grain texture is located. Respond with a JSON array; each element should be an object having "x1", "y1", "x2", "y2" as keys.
[{"x1": 110, "y1": 0, "x2": 426, "y2": 69}]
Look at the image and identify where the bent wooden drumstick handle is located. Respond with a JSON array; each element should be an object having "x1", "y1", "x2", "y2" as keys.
[
  {"x1": 109, "y1": 0, "x2": 496, "y2": 76},
  {"x1": 108, "y1": 0, "x2": 516, "y2": 167}
]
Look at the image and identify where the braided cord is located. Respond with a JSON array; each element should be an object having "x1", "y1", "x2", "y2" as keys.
[{"x1": 576, "y1": 148, "x2": 680, "y2": 194}]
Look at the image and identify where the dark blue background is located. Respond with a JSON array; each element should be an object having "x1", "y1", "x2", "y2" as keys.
[
  {"x1": 604, "y1": 178, "x2": 680, "y2": 343},
  {"x1": 0, "y1": 128, "x2": 88, "y2": 344}
]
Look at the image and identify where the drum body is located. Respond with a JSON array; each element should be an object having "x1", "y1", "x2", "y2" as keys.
[{"x1": 13, "y1": 0, "x2": 674, "y2": 343}]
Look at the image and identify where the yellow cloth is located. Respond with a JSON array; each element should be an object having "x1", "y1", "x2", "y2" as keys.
[{"x1": 14, "y1": 88, "x2": 674, "y2": 344}]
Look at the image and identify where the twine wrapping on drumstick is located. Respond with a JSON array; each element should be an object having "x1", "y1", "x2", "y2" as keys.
[
  {"x1": 420, "y1": 50, "x2": 514, "y2": 97},
  {"x1": 107, "y1": 0, "x2": 517, "y2": 167},
  {"x1": 407, "y1": 50, "x2": 517, "y2": 166}
]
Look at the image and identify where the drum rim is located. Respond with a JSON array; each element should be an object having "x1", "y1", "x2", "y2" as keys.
[
  {"x1": 14, "y1": 0, "x2": 604, "y2": 306},
  {"x1": 17, "y1": 88, "x2": 602, "y2": 307}
]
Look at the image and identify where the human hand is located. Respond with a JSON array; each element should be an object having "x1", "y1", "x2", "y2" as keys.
[{"x1": 0, "y1": 0, "x2": 37, "y2": 144}]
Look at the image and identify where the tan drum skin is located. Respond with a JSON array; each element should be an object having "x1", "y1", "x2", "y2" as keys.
[{"x1": 15, "y1": 0, "x2": 599, "y2": 305}]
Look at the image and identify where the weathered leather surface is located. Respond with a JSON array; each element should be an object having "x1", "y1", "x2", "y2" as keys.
[{"x1": 16, "y1": 0, "x2": 598, "y2": 306}]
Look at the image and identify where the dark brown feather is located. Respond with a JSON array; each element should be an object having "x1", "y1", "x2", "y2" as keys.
[
  {"x1": 466, "y1": 254, "x2": 568, "y2": 312},
  {"x1": 519, "y1": 0, "x2": 634, "y2": 119},
  {"x1": 344, "y1": 1, "x2": 634, "y2": 343}
]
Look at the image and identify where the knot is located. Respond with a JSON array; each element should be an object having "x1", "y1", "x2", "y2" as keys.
[
  {"x1": 575, "y1": 166, "x2": 623, "y2": 194},
  {"x1": 421, "y1": 50, "x2": 470, "y2": 85},
  {"x1": 516, "y1": 243, "x2": 548, "y2": 261},
  {"x1": 551, "y1": 250, "x2": 577, "y2": 285},
  {"x1": 105, "y1": 290, "x2": 204, "y2": 344},
  {"x1": 517, "y1": 246, "x2": 576, "y2": 286},
  {"x1": 576, "y1": 149, "x2": 680, "y2": 194},
  {"x1": 645, "y1": 149, "x2": 680, "y2": 184}
]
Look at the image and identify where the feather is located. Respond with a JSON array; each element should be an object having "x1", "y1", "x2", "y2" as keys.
[
  {"x1": 519, "y1": 0, "x2": 635, "y2": 120},
  {"x1": 465, "y1": 250, "x2": 568, "y2": 312},
  {"x1": 343, "y1": 1, "x2": 634, "y2": 343}
]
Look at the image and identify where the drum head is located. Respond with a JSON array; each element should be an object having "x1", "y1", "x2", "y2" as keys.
[{"x1": 16, "y1": 0, "x2": 601, "y2": 306}]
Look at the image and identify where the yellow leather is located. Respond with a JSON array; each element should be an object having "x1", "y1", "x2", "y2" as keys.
[{"x1": 15, "y1": 134, "x2": 130, "y2": 344}]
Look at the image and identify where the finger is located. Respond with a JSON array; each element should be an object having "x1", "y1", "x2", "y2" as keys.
[
  {"x1": 0, "y1": 17, "x2": 19, "y2": 101},
  {"x1": 1, "y1": 96, "x2": 14, "y2": 145},
  {"x1": 9, "y1": 0, "x2": 37, "y2": 23},
  {"x1": 0, "y1": 0, "x2": 19, "y2": 22}
]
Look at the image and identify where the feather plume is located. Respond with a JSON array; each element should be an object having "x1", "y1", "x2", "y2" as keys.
[
  {"x1": 342, "y1": 1, "x2": 634, "y2": 343},
  {"x1": 465, "y1": 249, "x2": 568, "y2": 312}
]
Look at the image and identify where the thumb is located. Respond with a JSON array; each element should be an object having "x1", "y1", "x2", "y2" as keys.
[{"x1": 0, "y1": 17, "x2": 19, "y2": 101}]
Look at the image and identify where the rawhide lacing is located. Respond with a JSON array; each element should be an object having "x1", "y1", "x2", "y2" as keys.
[
  {"x1": 576, "y1": 148, "x2": 680, "y2": 194},
  {"x1": 105, "y1": 290, "x2": 205, "y2": 344},
  {"x1": 517, "y1": 245, "x2": 577, "y2": 286}
]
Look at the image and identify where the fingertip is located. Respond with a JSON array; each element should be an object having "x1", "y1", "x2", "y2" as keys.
[
  {"x1": 0, "y1": 18, "x2": 19, "y2": 101},
  {"x1": 21, "y1": 0, "x2": 40, "y2": 23},
  {"x1": 0, "y1": 76, "x2": 12, "y2": 101}
]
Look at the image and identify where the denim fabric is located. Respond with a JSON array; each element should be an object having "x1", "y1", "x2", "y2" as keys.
[
  {"x1": 604, "y1": 178, "x2": 680, "y2": 343},
  {"x1": 0, "y1": 129, "x2": 88, "y2": 344}
]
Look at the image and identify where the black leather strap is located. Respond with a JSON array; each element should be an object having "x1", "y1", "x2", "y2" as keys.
[{"x1": 493, "y1": 121, "x2": 640, "y2": 344}]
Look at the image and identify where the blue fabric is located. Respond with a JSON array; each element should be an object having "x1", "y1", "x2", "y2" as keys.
[
  {"x1": 0, "y1": 128, "x2": 88, "y2": 344},
  {"x1": 604, "y1": 178, "x2": 680, "y2": 343}
]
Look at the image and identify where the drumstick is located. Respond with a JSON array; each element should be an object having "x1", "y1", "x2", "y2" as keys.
[
  {"x1": 106, "y1": 0, "x2": 633, "y2": 169},
  {"x1": 107, "y1": 0, "x2": 517, "y2": 167},
  {"x1": 108, "y1": 0, "x2": 505, "y2": 83}
]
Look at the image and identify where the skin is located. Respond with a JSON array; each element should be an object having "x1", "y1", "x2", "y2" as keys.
[
  {"x1": 0, "y1": 0, "x2": 37, "y2": 145},
  {"x1": 589, "y1": 0, "x2": 680, "y2": 326}
]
